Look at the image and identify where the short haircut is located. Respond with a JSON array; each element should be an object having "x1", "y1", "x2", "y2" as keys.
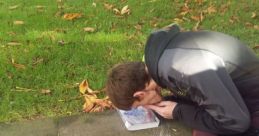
[{"x1": 106, "y1": 62, "x2": 151, "y2": 110}]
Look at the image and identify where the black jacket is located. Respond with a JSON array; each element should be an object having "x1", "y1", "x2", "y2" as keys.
[{"x1": 144, "y1": 25, "x2": 259, "y2": 135}]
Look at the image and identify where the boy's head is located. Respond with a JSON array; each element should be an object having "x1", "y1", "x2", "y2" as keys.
[{"x1": 106, "y1": 62, "x2": 162, "y2": 110}]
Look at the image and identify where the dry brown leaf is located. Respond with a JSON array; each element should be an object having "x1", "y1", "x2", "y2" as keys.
[
  {"x1": 180, "y1": 2, "x2": 190, "y2": 16},
  {"x1": 36, "y1": 5, "x2": 45, "y2": 9},
  {"x1": 83, "y1": 27, "x2": 95, "y2": 32},
  {"x1": 95, "y1": 99, "x2": 113, "y2": 108},
  {"x1": 229, "y1": 16, "x2": 239, "y2": 24},
  {"x1": 85, "y1": 97, "x2": 114, "y2": 113},
  {"x1": 251, "y1": 12, "x2": 256, "y2": 19},
  {"x1": 80, "y1": 80, "x2": 113, "y2": 113},
  {"x1": 134, "y1": 24, "x2": 142, "y2": 31},
  {"x1": 79, "y1": 80, "x2": 88, "y2": 94},
  {"x1": 92, "y1": 2, "x2": 96, "y2": 7},
  {"x1": 253, "y1": 45, "x2": 259, "y2": 50},
  {"x1": 113, "y1": 8, "x2": 120, "y2": 15},
  {"x1": 104, "y1": 3, "x2": 114, "y2": 10},
  {"x1": 13, "y1": 21, "x2": 24, "y2": 25},
  {"x1": 9, "y1": 5, "x2": 19, "y2": 10},
  {"x1": 58, "y1": 40, "x2": 66, "y2": 46},
  {"x1": 180, "y1": 11, "x2": 189, "y2": 16},
  {"x1": 173, "y1": 18, "x2": 184, "y2": 24},
  {"x1": 150, "y1": 19, "x2": 158, "y2": 27},
  {"x1": 14, "y1": 86, "x2": 33, "y2": 92},
  {"x1": 181, "y1": 2, "x2": 190, "y2": 12},
  {"x1": 254, "y1": 25, "x2": 259, "y2": 30},
  {"x1": 195, "y1": 0, "x2": 203, "y2": 5},
  {"x1": 83, "y1": 95, "x2": 95, "y2": 112},
  {"x1": 7, "y1": 31, "x2": 16, "y2": 36},
  {"x1": 63, "y1": 13, "x2": 82, "y2": 20},
  {"x1": 245, "y1": 22, "x2": 253, "y2": 28},
  {"x1": 11, "y1": 58, "x2": 26, "y2": 69},
  {"x1": 79, "y1": 79, "x2": 96, "y2": 95},
  {"x1": 41, "y1": 89, "x2": 51, "y2": 94},
  {"x1": 90, "y1": 106, "x2": 102, "y2": 112},
  {"x1": 7, "y1": 42, "x2": 21, "y2": 46},
  {"x1": 121, "y1": 5, "x2": 130, "y2": 15},
  {"x1": 191, "y1": 16, "x2": 200, "y2": 21},
  {"x1": 207, "y1": 5, "x2": 217, "y2": 14},
  {"x1": 32, "y1": 58, "x2": 44, "y2": 66}
]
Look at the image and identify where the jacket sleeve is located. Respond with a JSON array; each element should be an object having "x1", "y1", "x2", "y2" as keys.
[{"x1": 165, "y1": 50, "x2": 251, "y2": 135}]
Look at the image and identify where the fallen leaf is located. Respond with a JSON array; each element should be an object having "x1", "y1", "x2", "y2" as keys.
[
  {"x1": 251, "y1": 12, "x2": 256, "y2": 19},
  {"x1": 7, "y1": 31, "x2": 16, "y2": 36},
  {"x1": 63, "y1": 13, "x2": 82, "y2": 20},
  {"x1": 95, "y1": 99, "x2": 113, "y2": 108},
  {"x1": 173, "y1": 18, "x2": 184, "y2": 24},
  {"x1": 180, "y1": 2, "x2": 190, "y2": 16},
  {"x1": 79, "y1": 80, "x2": 88, "y2": 94},
  {"x1": 253, "y1": 45, "x2": 259, "y2": 50},
  {"x1": 41, "y1": 89, "x2": 51, "y2": 95},
  {"x1": 191, "y1": 16, "x2": 200, "y2": 21},
  {"x1": 55, "y1": 11, "x2": 63, "y2": 17},
  {"x1": 113, "y1": 8, "x2": 120, "y2": 15},
  {"x1": 181, "y1": 2, "x2": 190, "y2": 12},
  {"x1": 92, "y1": 2, "x2": 96, "y2": 7},
  {"x1": 206, "y1": 5, "x2": 217, "y2": 14},
  {"x1": 104, "y1": 3, "x2": 114, "y2": 10},
  {"x1": 121, "y1": 5, "x2": 130, "y2": 15},
  {"x1": 11, "y1": 58, "x2": 26, "y2": 69},
  {"x1": 83, "y1": 95, "x2": 95, "y2": 112},
  {"x1": 91, "y1": 106, "x2": 103, "y2": 112},
  {"x1": 35, "y1": 5, "x2": 45, "y2": 9},
  {"x1": 7, "y1": 42, "x2": 21, "y2": 46},
  {"x1": 229, "y1": 16, "x2": 239, "y2": 24},
  {"x1": 32, "y1": 58, "x2": 44, "y2": 66},
  {"x1": 134, "y1": 24, "x2": 142, "y2": 31},
  {"x1": 254, "y1": 25, "x2": 259, "y2": 30},
  {"x1": 80, "y1": 81, "x2": 114, "y2": 113},
  {"x1": 79, "y1": 79, "x2": 96, "y2": 94},
  {"x1": 9, "y1": 5, "x2": 19, "y2": 10},
  {"x1": 83, "y1": 27, "x2": 95, "y2": 32},
  {"x1": 245, "y1": 22, "x2": 253, "y2": 28},
  {"x1": 58, "y1": 40, "x2": 66, "y2": 46},
  {"x1": 13, "y1": 20, "x2": 24, "y2": 25},
  {"x1": 13, "y1": 86, "x2": 34, "y2": 92},
  {"x1": 195, "y1": 0, "x2": 203, "y2": 5},
  {"x1": 219, "y1": 2, "x2": 230, "y2": 14}
]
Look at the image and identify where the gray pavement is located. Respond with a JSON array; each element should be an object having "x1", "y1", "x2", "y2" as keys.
[{"x1": 0, "y1": 110, "x2": 191, "y2": 136}]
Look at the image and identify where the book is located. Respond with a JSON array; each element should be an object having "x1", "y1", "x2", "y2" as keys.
[{"x1": 117, "y1": 106, "x2": 160, "y2": 131}]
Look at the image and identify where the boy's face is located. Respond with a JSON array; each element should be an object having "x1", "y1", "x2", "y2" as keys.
[{"x1": 132, "y1": 79, "x2": 162, "y2": 108}]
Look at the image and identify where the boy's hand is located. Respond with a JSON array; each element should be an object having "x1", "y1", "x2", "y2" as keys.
[{"x1": 146, "y1": 101, "x2": 177, "y2": 119}]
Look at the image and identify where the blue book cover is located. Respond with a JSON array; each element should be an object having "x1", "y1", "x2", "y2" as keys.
[{"x1": 117, "y1": 106, "x2": 160, "y2": 131}]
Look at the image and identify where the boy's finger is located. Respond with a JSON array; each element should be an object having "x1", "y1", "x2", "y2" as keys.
[
  {"x1": 155, "y1": 101, "x2": 169, "y2": 107},
  {"x1": 146, "y1": 105, "x2": 161, "y2": 112}
]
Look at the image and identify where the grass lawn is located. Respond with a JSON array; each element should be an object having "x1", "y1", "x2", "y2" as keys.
[{"x1": 0, "y1": 0, "x2": 258, "y2": 122}]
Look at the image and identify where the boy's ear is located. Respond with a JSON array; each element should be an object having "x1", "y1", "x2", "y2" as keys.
[{"x1": 133, "y1": 91, "x2": 146, "y2": 101}]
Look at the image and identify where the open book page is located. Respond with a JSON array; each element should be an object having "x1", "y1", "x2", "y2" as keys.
[{"x1": 117, "y1": 106, "x2": 160, "y2": 131}]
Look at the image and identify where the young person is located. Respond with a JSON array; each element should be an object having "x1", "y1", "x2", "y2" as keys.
[{"x1": 106, "y1": 25, "x2": 259, "y2": 136}]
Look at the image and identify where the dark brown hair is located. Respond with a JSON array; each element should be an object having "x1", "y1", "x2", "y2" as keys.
[{"x1": 106, "y1": 62, "x2": 151, "y2": 110}]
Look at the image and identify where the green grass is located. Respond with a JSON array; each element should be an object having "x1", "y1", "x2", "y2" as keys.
[{"x1": 0, "y1": 0, "x2": 258, "y2": 122}]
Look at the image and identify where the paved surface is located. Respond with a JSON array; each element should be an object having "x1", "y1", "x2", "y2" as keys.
[{"x1": 0, "y1": 111, "x2": 191, "y2": 136}]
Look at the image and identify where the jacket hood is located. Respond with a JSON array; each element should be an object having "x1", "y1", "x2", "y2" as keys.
[{"x1": 144, "y1": 25, "x2": 180, "y2": 87}]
